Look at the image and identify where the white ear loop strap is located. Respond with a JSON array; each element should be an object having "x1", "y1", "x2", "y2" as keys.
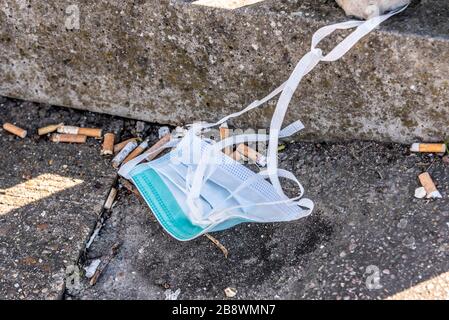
[{"x1": 265, "y1": 5, "x2": 408, "y2": 199}]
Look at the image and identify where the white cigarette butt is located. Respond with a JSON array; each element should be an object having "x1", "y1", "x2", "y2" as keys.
[
  {"x1": 112, "y1": 141, "x2": 138, "y2": 168},
  {"x1": 104, "y1": 187, "x2": 117, "y2": 210}
]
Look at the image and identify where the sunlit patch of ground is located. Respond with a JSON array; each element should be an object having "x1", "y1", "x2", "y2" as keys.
[{"x1": 0, "y1": 174, "x2": 83, "y2": 216}]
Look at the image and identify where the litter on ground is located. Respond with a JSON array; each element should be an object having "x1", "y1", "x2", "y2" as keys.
[
  {"x1": 418, "y1": 172, "x2": 442, "y2": 199},
  {"x1": 224, "y1": 287, "x2": 237, "y2": 298},
  {"x1": 38, "y1": 123, "x2": 63, "y2": 136},
  {"x1": 101, "y1": 133, "x2": 115, "y2": 155},
  {"x1": 205, "y1": 233, "x2": 229, "y2": 258},
  {"x1": 3, "y1": 122, "x2": 27, "y2": 138}
]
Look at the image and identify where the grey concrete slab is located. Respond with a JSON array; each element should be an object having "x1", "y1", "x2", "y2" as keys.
[
  {"x1": 74, "y1": 140, "x2": 449, "y2": 300},
  {"x1": 0, "y1": 98, "x2": 117, "y2": 299},
  {"x1": 0, "y1": 1, "x2": 448, "y2": 143}
]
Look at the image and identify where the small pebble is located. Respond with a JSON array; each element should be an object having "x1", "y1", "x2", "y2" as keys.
[
  {"x1": 224, "y1": 287, "x2": 237, "y2": 298},
  {"x1": 402, "y1": 236, "x2": 416, "y2": 249},
  {"x1": 414, "y1": 187, "x2": 426, "y2": 199},
  {"x1": 397, "y1": 218, "x2": 408, "y2": 229},
  {"x1": 442, "y1": 155, "x2": 449, "y2": 164}
]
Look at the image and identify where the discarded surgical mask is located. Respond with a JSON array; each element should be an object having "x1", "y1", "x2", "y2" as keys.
[{"x1": 119, "y1": 5, "x2": 408, "y2": 241}]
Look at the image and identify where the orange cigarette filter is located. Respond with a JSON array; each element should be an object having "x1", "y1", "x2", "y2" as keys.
[
  {"x1": 50, "y1": 133, "x2": 87, "y2": 143},
  {"x1": 3, "y1": 123, "x2": 27, "y2": 138},
  {"x1": 410, "y1": 143, "x2": 446, "y2": 153},
  {"x1": 418, "y1": 172, "x2": 442, "y2": 198},
  {"x1": 57, "y1": 126, "x2": 102, "y2": 138},
  {"x1": 146, "y1": 134, "x2": 171, "y2": 161},
  {"x1": 123, "y1": 140, "x2": 149, "y2": 164},
  {"x1": 114, "y1": 138, "x2": 139, "y2": 154},
  {"x1": 219, "y1": 124, "x2": 232, "y2": 156},
  {"x1": 78, "y1": 127, "x2": 102, "y2": 138},
  {"x1": 38, "y1": 123, "x2": 64, "y2": 135},
  {"x1": 101, "y1": 133, "x2": 115, "y2": 155},
  {"x1": 236, "y1": 144, "x2": 267, "y2": 166}
]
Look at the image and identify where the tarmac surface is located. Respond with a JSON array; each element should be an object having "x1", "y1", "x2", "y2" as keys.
[
  {"x1": 1, "y1": 97, "x2": 448, "y2": 300},
  {"x1": 0, "y1": 97, "x2": 117, "y2": 299}
]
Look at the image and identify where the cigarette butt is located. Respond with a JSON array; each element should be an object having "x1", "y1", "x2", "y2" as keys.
[
  {"x1": 418, "y1": 172, "x2": 442, "y2": 199},
  {"x1": 57, "y1": 125, "x2": 79, "y2": 135},
  {"x1": 112, "y1": 141, "x2": 138, "y2": 168},
  {"x1": 410, "y1": 143, "x2": 446, "y2": 153},
  {"x1": 101, "y1": 133, "x2": 115, "y2": 155},
  {"x1": 146, "y1": 134, "x2": 171, "y2": 161},
  {"x1": 120, "y1": 179, "x2": 135, "y2": 192},
  {"x1": 78, "y1": 127, "x2": 102, "y2": 138},
  {"x1": 50, "y1": 133, "x2": 87, "y2": 143},
  {"x1": 219, "y1": 123, "x2": 232, "y2": 156},
  {"x1": 114, "y1": 138, "x2": 139, "y2": 154},
  {"x1": 3, "y1": 123, "x2": 27, "y2": 138},
  {"x1": 38, "y1": 123, "x2": 64, "y2": 135},
  {"x1": 236, "y1": 144, "x2": 267, "y2": 167},
  {"x1": 104, "y1": 187, "x2": 117, "y2": 210},
  {"x1": 123, "y1": 140, "x2": 149, "y2": 164},
  {"x1": 57, "y1": 126, "x2": 102, "y2": 138}
]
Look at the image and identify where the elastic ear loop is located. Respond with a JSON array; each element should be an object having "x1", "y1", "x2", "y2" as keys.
[{"x1": 265, "y1": 5, "x2": 409, "y2": 199}]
